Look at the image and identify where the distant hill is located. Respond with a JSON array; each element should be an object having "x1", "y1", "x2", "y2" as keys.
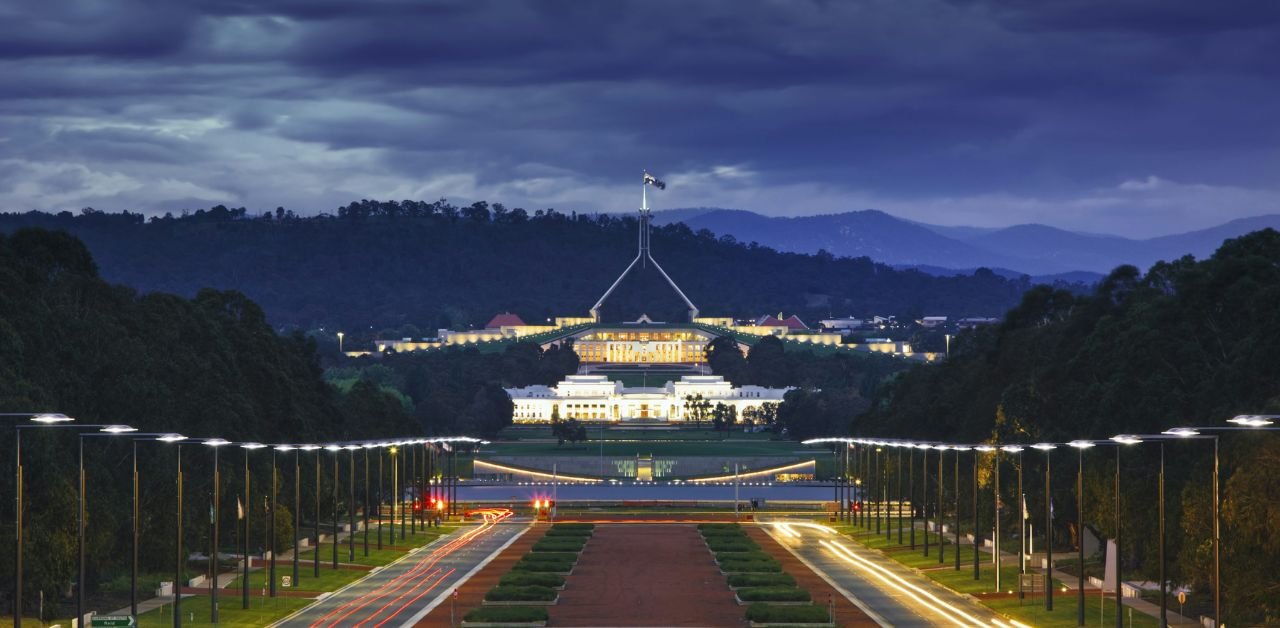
[
  {"x1": 0, "y1": 203, "x2": 1036, "y2": 330},
  {"x1": 652, "y1": 208, "x2": 1280, "y2": 276}
]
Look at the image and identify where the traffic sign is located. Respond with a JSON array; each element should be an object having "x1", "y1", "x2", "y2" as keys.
[
  {"x1": 1177, "y1": 591, "x2": 1187, "y2": 605},
  {"x1": 91, "y1": 616, "x2": 136, "y2": 627},
  {"x1": 282, "y1": 576, "x2": 292, "y2": 588}
]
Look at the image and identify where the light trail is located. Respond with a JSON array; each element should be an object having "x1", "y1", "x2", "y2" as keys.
[
  {"x1": 365, "y1": 566, "x2": 456, "y2": 628},
  {"x1": 310, "y1": 518, "x2": 497, "y2": 627},
  {"x1": 820, "y1": 539, "x2": 988, "y2": 626}
]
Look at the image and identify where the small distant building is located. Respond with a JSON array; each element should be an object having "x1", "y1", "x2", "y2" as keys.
[
  {"x1": 756, "y1": 313, "x2": 809, "y2": 330},
  {"x1": 957, "y1": 317, "x2": 1000, "y2": 329},
  {"x1": 819, "y1": 317, "x2": 864, "y2": 331},
  {"x1": 485, "y1": 312, "x2": 526, "y2": 329},
  {"x1": 918, "y1": 316, "x2": 948, "y2": 328}
]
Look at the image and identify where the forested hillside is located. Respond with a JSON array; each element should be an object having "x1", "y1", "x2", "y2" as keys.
[
  {"x1": 0, "y1": 228, "x2": 566, "y2": 617},
  {"x1": 0, "y1": 202, "x2": 1038, "y2": 330},
  {"x1": 857, "y1": 230, "x2": 1280, "y2": 624}
]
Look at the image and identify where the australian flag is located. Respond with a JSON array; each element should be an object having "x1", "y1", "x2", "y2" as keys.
[{"x1": 643, "y1": 171, "x2": 666, "y2": 190}]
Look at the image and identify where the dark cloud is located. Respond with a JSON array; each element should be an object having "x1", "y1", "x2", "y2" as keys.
[{"x1": 0, "y1": 0, "x2": 1278, "y2": 236}]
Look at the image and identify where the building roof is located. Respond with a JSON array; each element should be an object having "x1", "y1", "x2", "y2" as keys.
[
  {"x1": 486, "y1": 312, "x2": 526, "y2": 328},
  {"x1": 757, "y1": 314, "x2": 808, "y2": 330}
]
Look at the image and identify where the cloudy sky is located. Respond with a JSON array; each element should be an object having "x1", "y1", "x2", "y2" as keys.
[{"x1": 1, "y1": 0, "x2": 1278, "y2": 236}]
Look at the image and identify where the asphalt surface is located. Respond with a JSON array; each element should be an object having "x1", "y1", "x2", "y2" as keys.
[
  {"x1": 760, "y1": 520, "x2": 1009, "y2": 627},
  {"x1": 276, "y1": 516, "x2": 528, "y2": 628}
]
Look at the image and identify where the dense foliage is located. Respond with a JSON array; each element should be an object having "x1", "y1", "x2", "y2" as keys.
[
  {"x1": 0, "y1": 228, "x2": 417, "y2": 616},
  {"x1": 0, "y1": 203, "x2": 1033, "y2": 331},
  {"x1": 857, "y1": 230, "x2": 1280, "y2": 625}
]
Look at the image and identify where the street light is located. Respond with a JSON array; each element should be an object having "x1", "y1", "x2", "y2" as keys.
[
  {"x1": 155, "y1": 434, "x2": 187, "y2": 627},
  {"x1": 1108, "y1": 434, "x2": 1142, "y2": 628},
  {"x1": 272, "y1": 444, "x2": 296, "y2": 598},
  {"x1": 325, "y1": 445, "x2": 341, "y2": 569},
  {"x1": 1001, "y1": 445, "x2": 1025, "y2": 599},
  {"x1": 299, "y1": 444, "x2": 321, "y2": 578},
  {"x1": 337, "y1": 331, "x2": 345, "y2": 353},
  {"x1": 1031, "y1": 443, "x2": 1057, "y2": 611},
  {"x1": 345, "y1": 445, "x2": 359, "y2": 562},
  {"x1": 1067, "y1": 439, "x2": 1095, "y2": 626},
  {"x1": 240, "y1": 443, "x2": 266, "y2": 609},
  {"x1": 952, "y1": 444, "x2": 971, "y2": 572},
  {"x1": 9, "y1": 411, "x2": 76, "y2": 628},
  {"x1": 76, "y1": 425, "x2": 138, "y2": 623},
  {"x1": 935, "y1": 445, "x2": 947, "y2": 564},
  {"x1": 976, "y1": 445, "x2": 999, "y2": 591},
  {"x1": 203, "y1": 438, "x2": 231, "y2": 624}
]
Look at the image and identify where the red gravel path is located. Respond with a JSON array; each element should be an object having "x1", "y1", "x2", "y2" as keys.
[
  {"x1": 745, "y1": 526, "x2": 881, "y2": 627},
  {"x1": 551, "y1": 524, "x2": 744, "y2": 627}
]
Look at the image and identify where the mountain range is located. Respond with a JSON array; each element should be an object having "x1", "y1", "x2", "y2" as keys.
[{"x1": 651, "y1": 209, "x2": 1280, "y2": 278}]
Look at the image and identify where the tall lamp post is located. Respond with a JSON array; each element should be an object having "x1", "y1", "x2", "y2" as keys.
[
  {"x1": 204, "y1": 438, "x2": 231, "y2": 624},
  {"x1": 976, "y1": 445, "x2": 999, "y2": 592},
  {"x1": 345, "y1": 445, "x2": 358, "y2": 561},
  {"x1": 1032, "y1": 443, "x2": 1057, "y2": 611},
  {"x1": 9, "y1": 412, "x2": 75, "y2": 628},
  {"x1": 953, "y1": 444, "x2": 969, "y2": 572},
  {"x1": 274, "y1": 444, "x2": 298, "y2": 598},
  {"x1": 326, "y1": 445, "x2": 341, "y2": 569},
  {"x1": 76, "y1": 425, "x2": 139, "y2": 623},
  {"x1": 1067, "y1": 439, "x2": 1094, "y2": 626},
  {"x1": 240, "y1": 442, "x2": 266, "y2": 609},
  {"x1": 1108, "y1": 435, "x2": 1143, "y2": 628},
  {"x1": 1002, "y1": 445, "x2": 1025, "y2": 600},
  {"x1": 936, "y1": 445, "x2": 946, "y2": 564},
  {"x1": 156, "y1": 434, "x2": 188, "y2": 628},
  {"x1": 300, "y1": 444, "x2": 321, "y2": 578}
]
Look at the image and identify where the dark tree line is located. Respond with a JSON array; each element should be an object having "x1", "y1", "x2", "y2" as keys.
[
  {"x1": 856, "y1": 230, "x2": 1280, "y2": 625},
  {"x1": 0, "y1": 203, "x2": 1037, "y2": 332}
]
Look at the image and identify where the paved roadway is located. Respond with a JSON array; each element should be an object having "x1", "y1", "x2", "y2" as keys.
[
  {"x1": 760, "y1": 520, "x2": 1012, "y2": 627},
  {"x1": 275, "y1": 513, "x2": 528, "y2": 628}
]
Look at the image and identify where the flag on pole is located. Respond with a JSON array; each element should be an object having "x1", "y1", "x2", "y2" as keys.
[
  {"x1": 210, "y1": 502, "x2": 215, "y2": 524},
  {"x1": 643, "y1": 171, "x2": 666, "y2": 190},
  {"x1": 237, "y1": 496, "x2": 244, "y2": 521},
  {"x1": 1021, "y1": 494, "x2": 1029, "y2": 520}
]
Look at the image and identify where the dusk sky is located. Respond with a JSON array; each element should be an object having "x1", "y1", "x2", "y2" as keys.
[{"x1": 2, "y1": 0, "x2": 1278, "y2": 237}]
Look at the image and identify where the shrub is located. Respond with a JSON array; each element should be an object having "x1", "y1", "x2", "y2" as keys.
[
  {"x1": 706, "y1": 540, "x2": 759, "y2": 553},
  {"x1": 736, "y1": 587, "x2": 812, "y2": 602},
  {"x1": 519, "y1": 552, "x2": 579, "y2": 563},
  {"x1": 499, "y1": 572, "x2": 566, "y2": 588},
  {"x1": 745, "y1": 603, "x2": 830, "y2": 623},
  {"x1": 484, "y1": 584, "x2": 558, "y2": 602},
  {"x1": 698, "y1": 523, "x2": 741, "y2": 531},
  {"x1": 532, "y1": 542, "x2": 584, "y2": 554},
  {"x1": 718, "y1": 559, "x2": 782, "y2": 573},
  {"x1": 728, "y1": 573, "x2": 797, "y2": 588},
  {"x1": 512, "y1": 560, "x2": 574, "y2": 573},
  {"x1": 463, "y1": 605, "x2": 550, "y2": 622},
  {"x1": 715, "y1": 551, "x2": 777, "y2": 563}
]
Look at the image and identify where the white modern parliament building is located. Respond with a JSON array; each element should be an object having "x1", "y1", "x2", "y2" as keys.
[{"x1": 506, "y1": 374, "x2": 791, "y2": 423}]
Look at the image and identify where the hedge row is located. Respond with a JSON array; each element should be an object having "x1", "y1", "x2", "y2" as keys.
[
  {"x1": 484, "y1": 584, "x2": 558, "y2": 602},
  {"x1": 499, "y1": 572, "x2": 566, "y2": 588},
  {"x1": 728, "y1": 573, "x2": 796, "y2": 588},
  {"x1": 719, "y1": 559, "x2": 782, "y2": 573},
  {"x1": 745, "y1": 603, "x2": 830, "y2": 623},
  {"x1": 463, "y1": 606, "x2": 550, "y2": 623},
  {"x1": 736, "y1": 586, "x2": 812, "y2": 602},
  {"x1": 533, "y1": 538, "x2": 587, "y2": 552}
]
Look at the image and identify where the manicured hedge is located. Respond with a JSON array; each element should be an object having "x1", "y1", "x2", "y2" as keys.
[
  {"x1": 728, "y1": 573, "x2": 797, "y2": 588},
  {"x1": 499, "y1": 572, "x2": 566, "y2": 588},
  {"x1": 484, "y1": 584, "x2": 558, "y2": 602},
  {"x1": 463, "y1": 606, "x2": 550, "y2": 622},
  {"x1": 549, "y1": 523, "x2": 594, "y2": 531},
  {"x1": 706, "y1": 540, "x2": 759, "y2": 553},
  {"x1": 533, "y1": 539, "x2": 586, "y2": 552},
  {"x1": 715, "y1": 551, "x2": 777, "y2": 563},
  {"x1": 745, "y1": 603, "x2": 830, "y2": 623},
  {"x1": 698, "y1": 523, "x2": 741, "y2": 531},
  {"x1": 519, "y1": 552, "x2": 579, "y2": 563},
  {"x1": 719, "y1": 559, "x2": 782, "y2": 573},
  {"x1": 512, "y1": 560, "x2": 574, "y2": 573},
  {"x1": 736, "y1": 586, "x2": 812, "y2": 602}
]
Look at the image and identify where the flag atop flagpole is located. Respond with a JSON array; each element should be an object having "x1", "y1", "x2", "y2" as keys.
[
  {"x1": 643, "y1": 171, "x2": 666, "y2": 190},
  {"x1": 237, "y1": 496, "x2": 244, "y2": 521},
  {"x1": 1021, "y1": 494, "x2": 1029, "y2": 520}
]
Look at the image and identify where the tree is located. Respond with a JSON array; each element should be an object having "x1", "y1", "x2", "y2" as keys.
[
  {"x1": 683, "y1": 393, "x2": 712, "y2": 428},
  {"x1": 711, "y1": 402, "x2": 737, "y2": 437},
  {"x1": 553, "y1": 418, "x2": 588, "y2": 446}
]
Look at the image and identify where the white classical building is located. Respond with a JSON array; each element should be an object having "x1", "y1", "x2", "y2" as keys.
[{"x1": 506, "y1": 374, "x2": 791, "y2": 423}]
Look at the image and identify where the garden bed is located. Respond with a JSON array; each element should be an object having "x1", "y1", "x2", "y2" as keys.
[
  {"x1": 745, "y1": 603, "x2": 833, "y2": 626},
  {"x1": 499, "y1": 572, "x2": 566, "y2": 590},
  {"x1": 728, "y1": 573, "x2": 797, "y2": 590},
  {"x1": 734, "y1": 586, "x2": 813, "y2": 606},
  {"x1": 482, "y1": 584, "x2": 559, "y2": 606},
  {"x1": 462, "y1": 605, "x2": 549, "y2": 626}
]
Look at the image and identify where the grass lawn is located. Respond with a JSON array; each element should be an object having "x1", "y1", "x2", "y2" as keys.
[
  {"x1": 135, "y1": 594, "x2": 313, "y2": 627},
  {"x1": 225, "y1": 564, "x2": 367, "y2": 592},
  {"x1": 985, "y1": 595, "x2": 1160, "y2": 628}
]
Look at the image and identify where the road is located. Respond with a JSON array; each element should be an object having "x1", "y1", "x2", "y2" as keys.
[
  {"x1": 760, "y1": 520, "x2": 1013, "y2": 627},
  {"x1": 276, "y1": 511, "x2": 527, "y2": 628}
]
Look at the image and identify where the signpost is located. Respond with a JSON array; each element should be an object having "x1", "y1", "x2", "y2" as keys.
[
  {"x1": 91, "y1": 617, "x2": 136, "y2": 627},
  {"x1": 282, "y1": 576, "x2": 292, "y2": 588},
  {"x1": 1178, "y1": 591, "x2": 1187, "y2": 618}
]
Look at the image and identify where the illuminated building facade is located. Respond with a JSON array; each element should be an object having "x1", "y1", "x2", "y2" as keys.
[{"x1": 506, "y1": 374, "x2": 790, "y2": 423}]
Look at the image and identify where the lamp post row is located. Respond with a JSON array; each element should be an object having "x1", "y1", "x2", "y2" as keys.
[
  {"x1": 808, "y1": 413, "x2": 1280, "y2": 628},
  {"x1": 9, "y1": 413, "x2": 485, "y2": 628}
]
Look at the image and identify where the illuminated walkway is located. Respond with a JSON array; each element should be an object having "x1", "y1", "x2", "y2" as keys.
[{"x1": 761, "y1": 520, "x2": 1009, "y2": 627}]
